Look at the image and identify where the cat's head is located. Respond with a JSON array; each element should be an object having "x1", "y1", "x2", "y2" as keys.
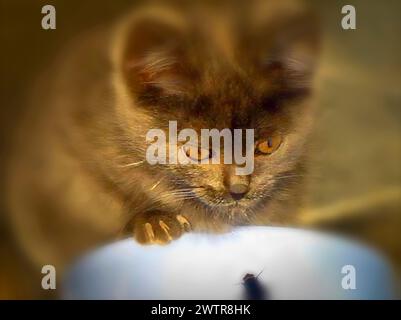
[{"x1": 113, "y1": 1, "x2": 320, "y2": 221}]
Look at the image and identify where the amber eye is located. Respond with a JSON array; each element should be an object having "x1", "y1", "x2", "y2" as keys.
[
  {"x1": 255, "y1": 135, "x2": 282, "y2": 155},
  {"x1": 183, "y1": 145, "x2": 212, "y2": 161}
]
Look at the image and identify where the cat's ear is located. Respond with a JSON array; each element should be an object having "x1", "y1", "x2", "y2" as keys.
[
  {"x1": 116, "y1": 9, "x2": 197, "y2": 101},
  {"x1": 248, "y1": 5, "x2": 320, "y2": 94}
]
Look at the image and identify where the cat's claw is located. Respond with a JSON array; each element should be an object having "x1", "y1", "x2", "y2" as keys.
[
  {"x1": 134, "y1": 213, "x2": 191, "y2": 245},
  {"x1": 176, "y1": 214, "x2": 191, "y2": 232},
  {"x1": 144, "y1": 222, "x2": 155, "y2": 242},
  {"x1": 159, "y1": 219, "x2": 173, "y2": 241}
]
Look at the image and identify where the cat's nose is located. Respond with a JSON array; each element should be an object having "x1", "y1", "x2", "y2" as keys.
[
  {"x1": 229, "y1": 183, "x2": 249, "y2": 200},
  {"x1": 224, "y1": 165, "x2": 250, "y2": 200}
]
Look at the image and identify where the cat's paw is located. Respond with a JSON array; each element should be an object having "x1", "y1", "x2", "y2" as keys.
[{"x1": 133, "y1": 213, "x2": 191, "y2": 245}]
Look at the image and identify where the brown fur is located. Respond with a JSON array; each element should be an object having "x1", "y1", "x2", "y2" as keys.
[{"x1": 6, "y1": 0, "x2": 320, "y2": 271}]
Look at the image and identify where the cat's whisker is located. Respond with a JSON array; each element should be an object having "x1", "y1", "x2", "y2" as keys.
[
  {"x1": 154, "y1": 188, "x2": 203, "y2": 203},
  {"x1": 149, "y1": 177, "x2": 164, "y2": 191},
  {"x1": 170, "y1": 191, "x2": 194, "y2": 197},
  {"x1": 118, "y1": 160, "x2": 145, "y2": 168},
  {"x1": 170, "y1": 187, "x2": 205, "y2": 196},
  {"x1": 173, "y1": 193, "x2": 201, "y2": 199},
  {"x1": 275, "y1": 174, "x2": 303, "y2": 179},
  {"x1": 271, "y1": 175, "x2": 304, "y2": 183}
]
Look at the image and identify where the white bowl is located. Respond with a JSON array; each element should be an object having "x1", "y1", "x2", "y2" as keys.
[{"x1": 62, "y1": 227, "x2": 396, "y2": 299}]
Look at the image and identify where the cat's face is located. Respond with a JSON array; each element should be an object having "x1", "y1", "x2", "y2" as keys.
[{"x1": 116, "y1": 1, "x2": 319, "y2": 220}]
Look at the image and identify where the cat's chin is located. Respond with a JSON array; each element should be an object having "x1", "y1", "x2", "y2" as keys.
[{"x1": 196, "y1": 197, "x2": 258, "y2": 218}]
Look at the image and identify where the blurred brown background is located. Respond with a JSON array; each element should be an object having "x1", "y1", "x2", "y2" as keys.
[{"x1": 1, "y1": 0, "x2": 400, "y2": 298}]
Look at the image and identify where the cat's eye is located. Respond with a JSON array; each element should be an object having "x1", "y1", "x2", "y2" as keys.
[
  {"x1": 183, "y1": 145, "x2": 212, "y2": 161},
  {"x1": 255, "y1": 135, "x2": 282, "y2": 155}
]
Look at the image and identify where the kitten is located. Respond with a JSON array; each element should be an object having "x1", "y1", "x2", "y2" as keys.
[{"x1": 6, "y1": 0, "x2": 319, "y2": 270}]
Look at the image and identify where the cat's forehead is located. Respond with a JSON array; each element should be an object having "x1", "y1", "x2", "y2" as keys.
[
  {"x1": 146, "y1": 59, "x2": 291, "y2": 134},
  {"x1": 186, "y1": 72, "x2": 270, "y2": 129},
  {"x1": 164, "y1": 89, "x2": 250, "y2": 131}
]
